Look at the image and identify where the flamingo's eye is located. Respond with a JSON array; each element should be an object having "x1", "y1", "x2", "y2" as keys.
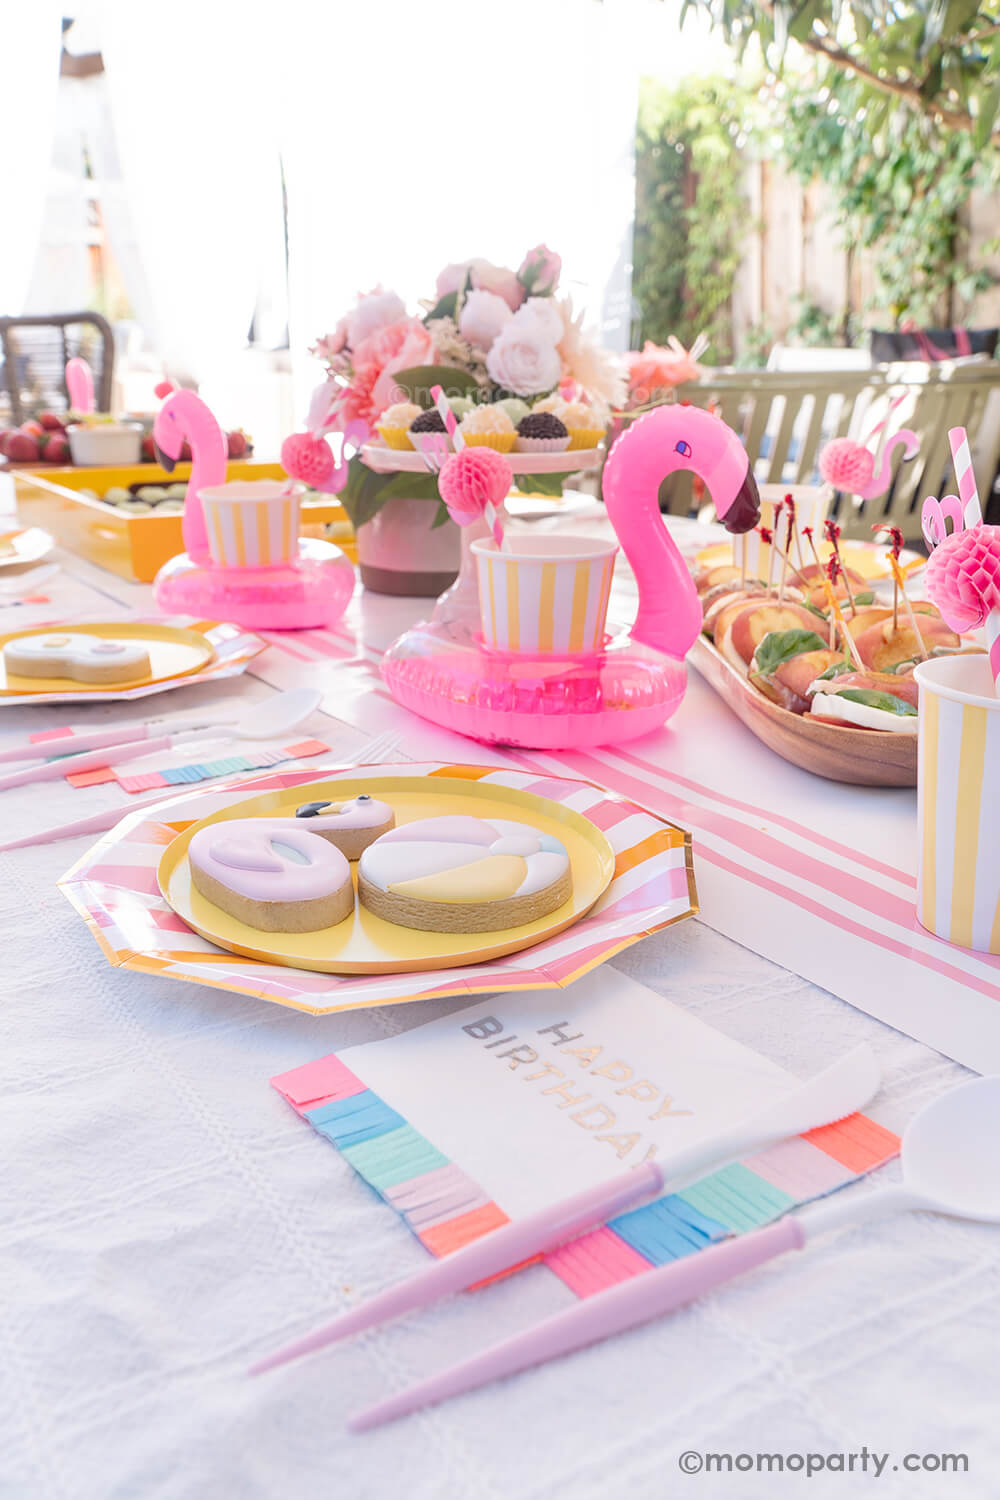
[{"x1": 675, "y1": 440, "x2": 692, "y2": 458}]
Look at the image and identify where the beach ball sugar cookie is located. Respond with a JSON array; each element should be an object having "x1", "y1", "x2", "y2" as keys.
[
  {"x1": 358, "y1": 815, "x2": 572, "y2": 933},
  {"x1": 3, "y1": 632, "x2": 151, "y2": 684}
]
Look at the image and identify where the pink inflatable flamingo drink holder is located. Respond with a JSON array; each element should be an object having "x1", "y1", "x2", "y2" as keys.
[
  {"x1": 381, "y1": 406, "x2": 760, "y2": 748},
  {"x1": 151, "y1": 390, "x2": 354, "y2": 631}
]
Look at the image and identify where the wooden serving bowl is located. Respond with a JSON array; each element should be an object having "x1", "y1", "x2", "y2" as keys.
[{"x1": 690, "y1": 635, "x2": 917, "y2": 787}]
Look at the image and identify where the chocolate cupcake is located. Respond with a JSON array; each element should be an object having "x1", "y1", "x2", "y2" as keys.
[{"x1": 515, "y1": 411, "x2": 571, "y2": 454}]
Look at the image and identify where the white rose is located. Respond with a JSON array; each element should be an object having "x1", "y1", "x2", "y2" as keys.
[
  {"x1": 345, "y1": 288, "x2": 406, "y2": 348},
  {"x1": 458, "y1": 289, "x2": 512, "y2": 350},
  {"x1": 511, "y1": 296, "x2": 564, "y2": 344},
  {"x1": 486, "y1": 323, "x2": 562, "y2": 397}
]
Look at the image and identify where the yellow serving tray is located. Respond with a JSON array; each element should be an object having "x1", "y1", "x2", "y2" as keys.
[
  {"x1": 13, "y1": 460, "x2": 354, "y2": 581},
  {"x1": 159, "y1": 773, "x2": 616, "y2": 976}
]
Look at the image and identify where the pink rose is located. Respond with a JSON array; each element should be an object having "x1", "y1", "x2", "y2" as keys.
[
  {"x1": 486, "y1": 321, "x2": 562, "y2": 397},
  {"x1": 518, "y1": 244, "x2": 562, "y2": 295},
  {"x1": 458, "y1": 288, "x2": 512, "y2": 350},
  {"x1": 345, "y1": 286, "x2": 407, "y2": 348},
  {"x1": 353, "y1": 316, "x2": 435, "y2": 417},
  {"x1": 511, "y1": 296, "x2": 564, "y2": 343},
  {"x1": 469, "y1": 259, "x2": 525, "y2": 312},
  {"x1": 435, "y1": 261, "x2": 472, "y2": 299}
]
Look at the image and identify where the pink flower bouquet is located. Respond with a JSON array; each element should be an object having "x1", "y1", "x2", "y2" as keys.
[{"x1": 305, "y1": 246, "x2": 626, "y2": 525}]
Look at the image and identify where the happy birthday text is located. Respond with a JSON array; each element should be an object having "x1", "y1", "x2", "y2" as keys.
[{"x1": 460, "y1": 1014, "x2": 694, "y2": 1164}]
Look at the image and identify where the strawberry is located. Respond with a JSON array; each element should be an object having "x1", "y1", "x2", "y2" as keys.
[
  {"x1": 226, "y1": 428, "x2": 250, "y2": 459},
  {"x1": 142, "y1": 435, "x2": 157, "y2": 462},
  {"x1": 20, "y1": 420, "x2": 43, "y2": 438},
  {"x1": 43, "y1": 434, "x2": 70, "y2": 464},
  {"x1": 38, "y1": 411, "x2": 66, "y2": 432},
  {"x1": 180, "y1": 439, "x2": 192, "y2": 462},
  {"x1": 0, "y1": 430, "x2": 12, "y2": 457},
  {"x1": 6, "y1": 432, "x2": 40, "y2": 462}
]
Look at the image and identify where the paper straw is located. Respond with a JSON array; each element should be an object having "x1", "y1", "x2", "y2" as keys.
[
  {"x1": 430, "y1": 384, "x2": 464, "y2": 451},
  {"x1": 949, "y1": 427, "x2": 982, "y2": 528},
  {"x1": 431, "y1": 383, "x2": 505, "y2": 550}
]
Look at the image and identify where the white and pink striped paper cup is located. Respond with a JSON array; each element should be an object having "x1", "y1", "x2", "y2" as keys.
[
  {"x1": 199, "y1": 481, "x2": 303, "y2": 569},
  {"x1": 915, "y1": 653, "x2": 1000, "y2": 952},
  {"x1": 472, "y1": 535, "x2": 618, "y2": 655}
]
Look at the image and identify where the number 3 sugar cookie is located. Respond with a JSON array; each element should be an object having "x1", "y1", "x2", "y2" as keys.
[{"x1": 3, "y1": 633, "x2": 152, "y2": 684}]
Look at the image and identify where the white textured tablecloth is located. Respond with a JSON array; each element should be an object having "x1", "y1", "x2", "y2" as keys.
[{"x1": 3, "y1": 520, "x2": 998, "y2": 1500}]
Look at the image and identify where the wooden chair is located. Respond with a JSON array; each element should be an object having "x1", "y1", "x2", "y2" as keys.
[
  {"x1": 0, "y1": 311, "x2": 115, "y2": 426},
  {"x1": 662, "y1": 361, "x2": 1000, "y2": 542}
]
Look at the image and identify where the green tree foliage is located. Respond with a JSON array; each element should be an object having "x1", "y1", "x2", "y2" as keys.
[
  {"x1": 682, "y1": 2, "x2": 1000, "y2": 147},
  {"x1": 683, "y1": 2, "x2": 1000, "y2": 325},
  {"x1": 778, "y1": 70, "x2": 996, "y2": 322},
  {"x1": 633, "y1": 76, "x2": 752, "y2": 362}
]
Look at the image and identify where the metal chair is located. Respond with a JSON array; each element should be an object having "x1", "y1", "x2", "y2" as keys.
[{"x1": 0, "y1": 311, "x2": 115, "y2": 425}]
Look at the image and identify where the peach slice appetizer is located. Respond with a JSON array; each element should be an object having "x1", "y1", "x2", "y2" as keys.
[
  {"x1": 751, "y1": 647, "x2": 844, "y2": 714},
  {"x1": 720, "y1": 602, "x2": 825, "y2": 669},
  {"x1": 853, "y1": 616, "x2": 959, "y2": 673},
  {"x1": 795, "y1": 562, "x2": 868, "y2": 610},
  {"x1": 694, "y1": 563, "x2": 742, "y2": 593},
  {"x1": 843, "y1": 602, "x2": 940, "y2": 638}
]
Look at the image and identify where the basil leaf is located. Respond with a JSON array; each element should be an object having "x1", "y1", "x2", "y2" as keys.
[
  {"x1": 835, "y1": 688, "x2": 917, "y2": 716},
  {"x1": 815, "y1": 659, "x2": 854, "y2": 681},
  {"x1": 853, "y1": 591, "x2": 875, "y2": 606},
  {"x1": 754, "y1": 629, "x2": 830, "y2": 677}
]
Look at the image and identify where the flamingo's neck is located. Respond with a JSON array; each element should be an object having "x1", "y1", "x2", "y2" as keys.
[
  {"x1": 860, "y1": 432, "x2": 903, "y2": 501},
  {"x1": 605, "y1": 455, "x2": 702, "y2": 660},
  {"x1": 173, "y1": 394, "x2": 228, "y2": 564}
]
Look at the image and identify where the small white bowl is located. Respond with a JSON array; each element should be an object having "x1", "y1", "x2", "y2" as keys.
[{"x1": 67, "y1": 422, "x2": 143, "y2": 467}]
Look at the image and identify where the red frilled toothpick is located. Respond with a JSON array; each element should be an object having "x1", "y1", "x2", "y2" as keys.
[{"x1": 823, "y1": 518, "x2": 857, "y2": 616}]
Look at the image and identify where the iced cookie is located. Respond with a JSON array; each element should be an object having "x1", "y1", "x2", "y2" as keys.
[
  {"x1": 294, "y1": 793, "x2": 394, "y2": 859},
  {"x1": 188, "y1": 818, "x2": 354, "y2": 933},
  {"x1": 358, "y1": 815, "x2": 572, "y2": 933},
  {"x1": 3, "y1": 632, "x2": 151, "y2": 684}
]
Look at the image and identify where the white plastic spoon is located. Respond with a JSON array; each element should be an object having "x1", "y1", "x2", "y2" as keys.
[
  {"x1": 0, "y1": 688, "x2": 323, "y2": 783},
  {"x1": 350, "y1": 1075, "x2": 1000, "y2": 1432}
]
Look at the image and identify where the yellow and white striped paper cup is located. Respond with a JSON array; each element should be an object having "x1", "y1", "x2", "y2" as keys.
[
  {"x1": 915, "y1": 654, "x2": 1000, "y2": 952},
  {"x1": 199, "y1": 481, "x2": 303, "y2": 569},
  {"x1": 472, "y1": 535, "x2": 618, "y2": 655},
  {"x1": 733, "y1": 484, "x2": 832, "y2": 579}
]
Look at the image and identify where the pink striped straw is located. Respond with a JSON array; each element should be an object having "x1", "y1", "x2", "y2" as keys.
[
  {"x1": 430, "y1": 383, "x2": 506, "y2": 551},
  {"x1": 949, "y1": 427, "x2": 982, "y2": 528},
  {"x1": 430, "y1": 384, "x2": 464, "y2": 451}
]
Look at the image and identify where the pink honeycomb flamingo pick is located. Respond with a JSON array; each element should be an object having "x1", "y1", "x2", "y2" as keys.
[{"x1": 819, "y1": 394, "x2": 918, "y2": 500}]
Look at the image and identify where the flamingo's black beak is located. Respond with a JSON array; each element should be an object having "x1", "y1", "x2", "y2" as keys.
[
  {"x1": 723, "y1": 470, "x2": 761, "y2": 534},
  {"x1": 154, "y1": 441, "x2": 176, "y2": 473},
  {"x1": 295, "y1": 801, "x2": 333, "y2": 818}
]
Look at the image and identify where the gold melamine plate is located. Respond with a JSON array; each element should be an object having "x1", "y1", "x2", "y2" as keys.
[
  {"x1": 158, "y1": 773, "x2": 616, "y2": 975},
  {"x1": 0, "y1": 620, "x2": 215, "y2": 695}
]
